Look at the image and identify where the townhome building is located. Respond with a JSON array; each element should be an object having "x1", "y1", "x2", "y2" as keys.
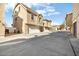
[
  {"x1": 72, "y1": 3, "x2": 79, "y2": 38},
  {"x1": 38, "y1": 14, "x2": 44, "y2": 32},
  {"x1": 13, "y1": 3, "x2": 44, "y2": 34},
  {"x1": 65, "y1": 13, "x2": 73, "y2": 32},
  {"x1": 0, "y1": 4, "x2": 5, "y2": 37},
  {"x1": 43, "y1": 19, "x2": 52, "y2": 32}
]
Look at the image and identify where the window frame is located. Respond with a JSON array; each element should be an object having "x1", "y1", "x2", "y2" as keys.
[{"x1": 31, "y1": 14, "x2": 34, "y2": 20}]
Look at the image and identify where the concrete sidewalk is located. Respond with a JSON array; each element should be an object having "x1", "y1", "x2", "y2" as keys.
[
  {"x1": 68, "y1": 33, "x2": 79, "y2": 56},
  {"x1": 0, "y1": 32, "x2": 52, "y2": 43},
  {"x1": 69, "y1": 37, "x2": 79, "y2": 56}
]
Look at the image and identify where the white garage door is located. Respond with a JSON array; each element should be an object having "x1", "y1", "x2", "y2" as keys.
[
  {"x1": 29, "y1": 26, "x2": 40, "y2": 34},
  {"x1": 44, "y1": 29, "x2": 49, "y2": 32}
]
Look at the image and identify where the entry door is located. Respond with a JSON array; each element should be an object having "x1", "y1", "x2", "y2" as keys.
[{"x1": 73, "y1": 22, "x2": 77, "y2": 37}]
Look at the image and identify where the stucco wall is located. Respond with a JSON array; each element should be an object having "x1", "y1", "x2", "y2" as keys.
[
  {"x1": 72, "y1": 3, "x2": 79, "y2": 38},
  {"x1": 13, "y1": 16, "x2": 23, "y2": 33},
  {"x1": 77, "y1": 17, "x2": 79, "y2": 38},
  {"x1": 72, "y1": 3, "x2": 79, "y2": 23},
  {"x1": 66, "y1": 13, "x2": 73, "y2": 28},
  {"x1": 0, "y1": 4, "x2": 5, "y2": 37},
  {"x1": 27, "y1": 11, "x2": 38, "y2": 25},
  {"x1": 13, "y1": 4, "x2": 40, "y2": 34},
  {"x1": 43, "y1": 21, "x2": 51, "y2": 27},
  {"x1": 38, "y1": 15, "x2": 43, "y2": 26},
  {"x1": 13, "y1": 4, "x2": 28, "y2": 34}
]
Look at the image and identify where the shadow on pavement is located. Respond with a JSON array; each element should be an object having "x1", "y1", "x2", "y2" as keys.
[
  {"x1": 0, "y1": 34, "x2": 48, "y2": 46},
  {"x1": 0, "y1": 31, "x2": 66, "y2": 44}
]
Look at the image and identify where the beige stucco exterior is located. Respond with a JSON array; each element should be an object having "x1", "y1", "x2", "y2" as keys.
[
  {"x1": 43, "y1": 20, "x2": 52, "y2": 32},
  {"x1": 13, "y1": 3, "x2": 45, "y2": 34},
  {"x1": 72, "y1": 3, "x2": 79, "y2": 38},
  {"x1": 65, "y1": 13, "x2": 73, "y2": 31},
  {"x1": 0, "y1": 4, "x2": 5, "y2": 37}
]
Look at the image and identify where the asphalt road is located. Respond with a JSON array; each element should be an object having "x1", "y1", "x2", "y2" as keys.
[{"x1": 0, "y1": 31, "x2": 76, "y2": 56}]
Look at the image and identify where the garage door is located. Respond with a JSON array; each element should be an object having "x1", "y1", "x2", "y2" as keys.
[
  {"x1": 29, "y1": 26, "x2": 40, "y2": 34},
  {"x1": 73, "y1": 22, "x2": 77, "y2": 37},
  {"x1": 44, "y1": 28, "x2": 49, "y2": 32},
  {"x1": 44, "y1": 29, "x2": 49, "y2": 32}
]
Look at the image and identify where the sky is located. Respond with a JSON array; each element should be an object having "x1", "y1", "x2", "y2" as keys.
[{"x1": 5, "y1": 3, "x2": 72, "y2": 27}]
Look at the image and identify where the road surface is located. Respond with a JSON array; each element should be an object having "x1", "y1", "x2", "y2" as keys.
[{"x1": 0, "y1": 31, "x2": 77, "y2": 56}]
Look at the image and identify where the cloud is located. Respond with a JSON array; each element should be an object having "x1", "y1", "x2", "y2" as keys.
[
  {"x1": 51, "y1": 20, "x2": 60, "y2": 25},
  {"x1": 47, "y1": 9, "x2": 55, "y2": 12},
  {"x1": 52, "y1": 12, "x2": 60, "y2": 15},
  {"x1": 25, "y1": 3, "x2": 60, "y2": 17},
  {"x1": 53, "y1": 22, "x2": 60, "y2": 25},
  {"x1": 25, "y1": 3, "x2": 33, "y2": 8},
  {"x1": 4, "y1": 3, "x2": 16, "y2": 27},
  {"x1": 5, "y1": 3, "x2": 16, "y2": 14},
  {"x1": 35, "y1": 10, "x2": 46, "y2": 15},
  {"x1": 5, "y1": 3, "x2": 16, "y2": 17},
  {"x1": 5, "y1": 3, "x2": 15, "y2": 9}
]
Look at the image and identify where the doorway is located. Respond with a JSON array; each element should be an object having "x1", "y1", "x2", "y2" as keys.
[{"x1": 73, "y1": 22, "x2": 77, "y2": 37}]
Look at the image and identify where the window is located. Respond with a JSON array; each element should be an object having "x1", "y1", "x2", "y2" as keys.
[
  {"x1": 31, "y1": 14, "x2": 34, "y2": 20},
  {"x1": 18, "y1": 7, "x2": 20, "y2": 12},
  {"x1": 39, "y1": 18, "x2": 41, "y2": 22},
  {"x1": 43, "y1": 23, "x2": 44, "y2": 26}
]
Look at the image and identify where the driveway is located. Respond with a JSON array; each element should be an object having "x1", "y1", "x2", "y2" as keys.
[{"x1": 0, "y1": 31, "x2": 76, "y2": 56}]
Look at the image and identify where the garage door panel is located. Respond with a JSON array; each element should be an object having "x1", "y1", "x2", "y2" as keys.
[{"x1": 29, "y1": 26, "x2": 40, "y2": 34}]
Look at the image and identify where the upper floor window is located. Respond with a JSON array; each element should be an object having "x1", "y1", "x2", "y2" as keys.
[
  {"x1": 39, "y1": 18, "x2": 41, "y2": 22},
  {"x1": 19, "y1": 7, "x2": 20, "y2": 12},
  {"x1": 31, "y1": 14, "x2": 34, "y2": 20},
  {"x1": 43, "y1": 23, "x2": 44, "y2": 26}
]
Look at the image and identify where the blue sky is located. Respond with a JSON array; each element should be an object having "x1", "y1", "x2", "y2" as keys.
[{"x1": 5, "y1": 3, "x2": 72, "y2": 27}]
